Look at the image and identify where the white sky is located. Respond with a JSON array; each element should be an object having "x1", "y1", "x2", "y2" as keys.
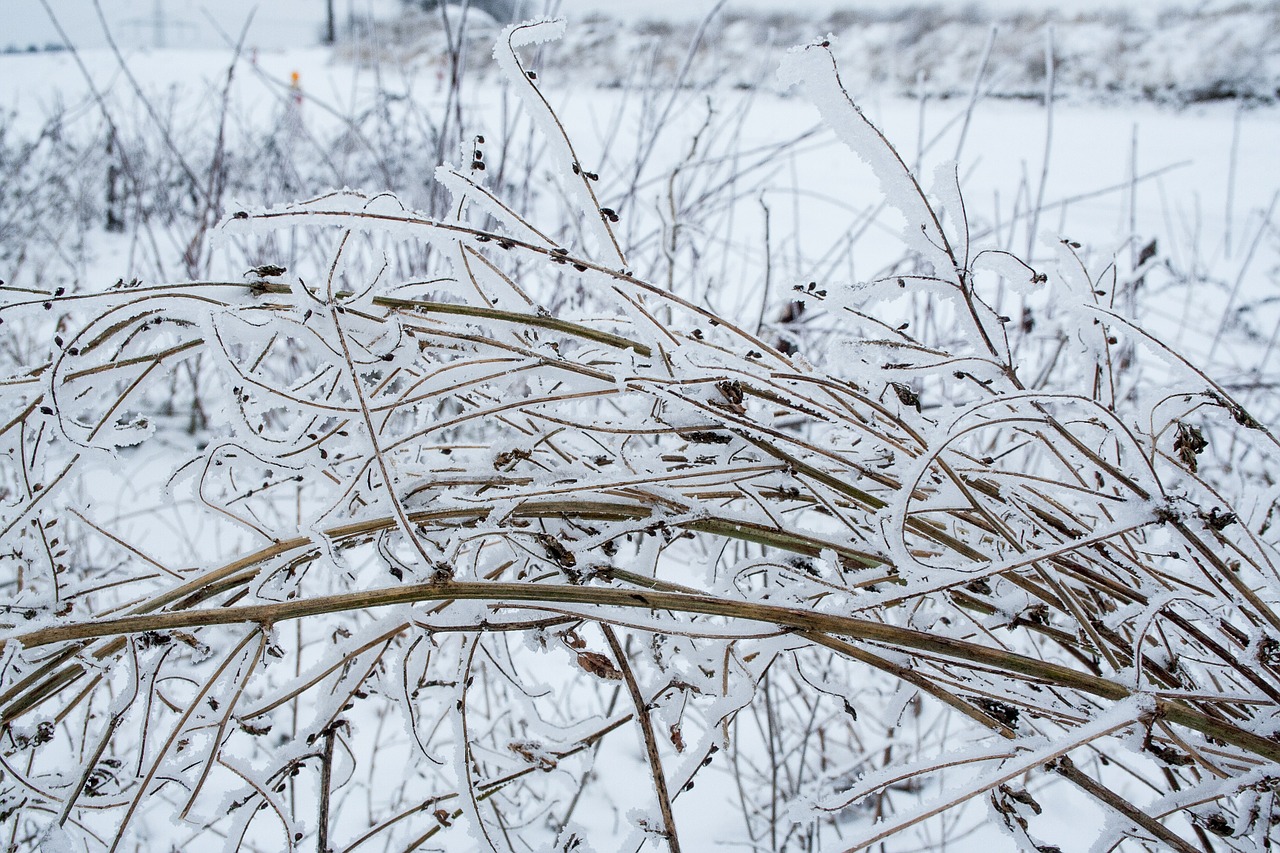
[{"x1": 6, "y1": 0, "x2": 1196, "y2": 52}]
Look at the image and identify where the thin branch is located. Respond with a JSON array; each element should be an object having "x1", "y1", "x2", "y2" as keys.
[{"x1": 602, "y1": 625, "x2": 682, "y2": 853}]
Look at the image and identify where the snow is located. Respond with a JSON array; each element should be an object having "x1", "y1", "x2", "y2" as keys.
[
  {"x1": 778, "y1": 38, "x2": 958, "y2": 281},
  {"x1": 4, "y1": 0, "x2": 1196, "y2": 54},
  {"x1": 3, "y1": 5, "x2": 1280, "y2": 853},
  {"x1": 4, "y1": 0, "x2": 400, "y2": 52},
  {"x1": 580, "y1": 0, "x2": 1189, "y2": 20}
]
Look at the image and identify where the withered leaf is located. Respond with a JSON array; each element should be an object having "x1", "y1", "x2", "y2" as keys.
[
  {"x1": 890, "y1": 381, "x2": 921, "y2": 412},
  {"x1": 1174, "y1": 422, "x2": 1207, "y2": 472},
  {"x1": 508, "y1": 739, "x2": 557, "y2": 771},
  {"x1": 1146, "y1": 741, "x2": 1194, "y2": 766},
  {"x1": 973, "y1": 697, "x2": 1020, "y2": 728},
  {"x1": 716, "y1": 379, "x2": 746, "y2": 414},
  {"x1": 536, "y1": 533, "x2": 577, "y2": 568},
  {"x1": 576, "y1": 651, "x2": 622, "y2": 680},
  {"x1": 1001, "y1": 784, "x2": 1043, "y2": 815},
  {"x1": 246, "y1": 264, "x2": 287, "y2": 278}
]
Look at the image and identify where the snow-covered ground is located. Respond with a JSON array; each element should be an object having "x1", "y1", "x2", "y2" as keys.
[{"x1": 4, "y1": 37, "x2": 1274, "y2": 345}]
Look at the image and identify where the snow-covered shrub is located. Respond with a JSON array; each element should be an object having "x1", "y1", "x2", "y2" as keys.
[
  {"x1": 0, "y1": 107, "x2": 101, "y2": 292},
  {"x1": 353, "y1": 4, "x2": 1280, "y2": 104},
  {"x1": 1, "y1": 21, "x2": 1279, "y2": 853}
]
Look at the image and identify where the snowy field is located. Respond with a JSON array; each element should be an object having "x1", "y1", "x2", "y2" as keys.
[
  {"x1": 1, "y1": 3, "x2": 1279, "y2": 853},
  {"x1": 1, "y1": 0, "x2": 1209, "y2": 51}
]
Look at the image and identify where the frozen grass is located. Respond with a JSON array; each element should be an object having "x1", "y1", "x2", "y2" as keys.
[{"x1": 1, "y1": 11, "x2": 1280, "y2": 853}]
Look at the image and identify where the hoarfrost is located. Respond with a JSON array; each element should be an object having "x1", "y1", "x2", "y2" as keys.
[
  {"x1": 494, "y1": 19, "x2": 625, "y2": 268},
  {"x1": 778, "y1": 38, "x2": 956, "y2": 280}
]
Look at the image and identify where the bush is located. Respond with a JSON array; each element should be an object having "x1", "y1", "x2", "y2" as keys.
[{"x1": 1, "y1": 19, "x2": 1278, "y2": 853}]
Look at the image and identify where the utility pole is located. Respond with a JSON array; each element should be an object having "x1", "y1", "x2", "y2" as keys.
[
  {"x1": 325, "y1": 0, "x2": 336, "y2": 44},
  {"x1": 123, "y1": 0, "x2": 190, "y2": 49}
]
